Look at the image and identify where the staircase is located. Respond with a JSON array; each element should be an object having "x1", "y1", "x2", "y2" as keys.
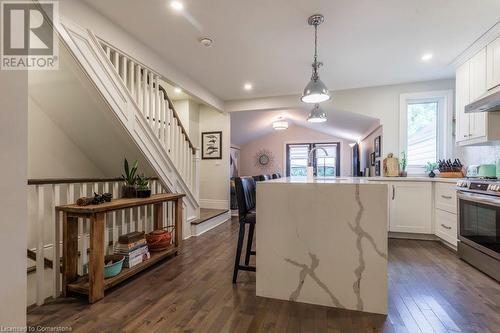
[{"x1": 54, "y1": 19, "x2": 200, "y2": 226}]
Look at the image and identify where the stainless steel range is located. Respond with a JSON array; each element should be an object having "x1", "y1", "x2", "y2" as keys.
[{"x1": 456, "y1": 179, "x2": 499, "y2": 281}]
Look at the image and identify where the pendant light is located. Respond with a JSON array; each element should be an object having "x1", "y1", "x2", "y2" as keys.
[
  {"x1": 301, "y1": 14, "x2": 331, "y2": 104},
  {"x1": 272, "y1": 117, "x2": 289, "y2": 130},
  {"x1": 307, "y1": 104, "x2": 327, "y2": 123}
]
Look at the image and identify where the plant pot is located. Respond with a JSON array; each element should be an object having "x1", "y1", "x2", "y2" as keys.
[
  {"x1": 399, "y1": 170, "x2": 407, "y2": 177},
  {"x1": 136, "y1": 189, "x2": 151, "y2": 198},
  {"x1": 122, "y1": 185, "x2": 137, "y2": 198},
  {"x1": 428, "y1": 170, "x2": 436, "y2": 178}
]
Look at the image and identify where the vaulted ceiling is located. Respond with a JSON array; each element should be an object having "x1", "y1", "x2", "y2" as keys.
[{"x1": 85, "y1": 0, "x2": 500, "y2": 101}]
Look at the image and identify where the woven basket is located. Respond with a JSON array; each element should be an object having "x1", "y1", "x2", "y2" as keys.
[{"x1": 146, "y1": 230, "x2": 172, "y2": 252}]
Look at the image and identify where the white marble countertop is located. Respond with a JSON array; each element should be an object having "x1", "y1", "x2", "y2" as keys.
[
  {"x1": 264, "y1": 176, "x2": 461, "y2": 184},
  {"x1": 365, "y1": 176, "x2": 461, "y2": 183}
]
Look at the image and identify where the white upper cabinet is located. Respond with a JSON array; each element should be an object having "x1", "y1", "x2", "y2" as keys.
[
  {"x1": 486, "y1": 35, "x2": 500, "y2": 90},
  {"x1": 455, "y1": 62, "x2": 470, "y2": 142},
  {"x1": 469, "y1": 49, "x2": 487, "y2": 139},
  {"x1": 455, "y1": 38, "x2": 500, "y2": 145}
]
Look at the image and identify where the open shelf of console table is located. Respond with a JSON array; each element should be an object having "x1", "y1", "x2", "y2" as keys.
[{"x1": 56, "y1": 193, "x2": 185, "y2": 303}]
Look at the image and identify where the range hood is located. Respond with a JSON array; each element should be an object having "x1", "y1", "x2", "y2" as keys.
[{"x1": 465, "y1": 90, "x2": 500, "y2": 113}]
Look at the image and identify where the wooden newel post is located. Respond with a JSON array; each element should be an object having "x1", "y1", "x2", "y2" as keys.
[
  {"x1": 62, "y1": 213, "x2": 78, "y2": 297},
  {"x1": 154, "y1": 203, "x2": 163, "y2": 230},
  {"x1": 175, "y1": 197, "x2": 183, "y2": 249}
]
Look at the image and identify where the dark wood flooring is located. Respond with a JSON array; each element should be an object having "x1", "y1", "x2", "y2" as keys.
[{"x1": 28, "y1": 217, "x2": 500, "y2": 332}]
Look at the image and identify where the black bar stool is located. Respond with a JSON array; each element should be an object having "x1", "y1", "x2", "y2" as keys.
[{"x1": 233, "y1": 176, "x2": 256, "y2": 283}]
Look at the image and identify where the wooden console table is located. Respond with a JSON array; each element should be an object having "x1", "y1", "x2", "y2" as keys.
[{"x1": 56, "y1": 193, "x2": 184, "y2": 303}]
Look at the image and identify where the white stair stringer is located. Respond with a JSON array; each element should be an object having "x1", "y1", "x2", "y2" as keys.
[{"x1": 55, "y1": 19, "x2": 199, "y2": 238}]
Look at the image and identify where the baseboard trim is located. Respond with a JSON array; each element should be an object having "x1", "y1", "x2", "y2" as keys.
[
  {"x1": 190, "y1": 211, "x2": 230, "y2": 237},
  {"x1": 389, "y1": 232, "x2": 438, "y2": 241}
]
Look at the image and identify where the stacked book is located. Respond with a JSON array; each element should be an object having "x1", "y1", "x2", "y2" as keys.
[{"x1": 114, "y1": 231, "x2": 150, "y2": 268}]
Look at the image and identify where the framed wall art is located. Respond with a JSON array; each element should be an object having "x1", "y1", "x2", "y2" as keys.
[
  {"x1": 202, "y1": 131, "x2": 222, "y2": 159},
  {"x1": 374, "y1": 136, "x2": 381, "y2": 157}
]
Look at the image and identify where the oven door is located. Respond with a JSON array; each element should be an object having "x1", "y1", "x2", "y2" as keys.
[{"x1": 458, "y1": 191, "x2": 500, "y2": 260}]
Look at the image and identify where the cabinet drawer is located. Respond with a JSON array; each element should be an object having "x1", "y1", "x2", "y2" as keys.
[
  {"x1": 435, "y1": 209, "x2": 457, "y2": 246},
  {"x1": 435, "y1": 183, "x2": 457, "y2": 214}
]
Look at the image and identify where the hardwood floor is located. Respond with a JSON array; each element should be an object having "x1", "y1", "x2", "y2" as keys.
[{"x1": 28, "y1": 217, "x2": 500, "y2": 333}]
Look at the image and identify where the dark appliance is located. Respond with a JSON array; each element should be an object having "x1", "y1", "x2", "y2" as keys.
[
  {"x1": 456, "y1": 179, "x2": 500, "y2": 281},
  {"x1": 352, "y1": 143, "x2": 361, "y2": 176}
]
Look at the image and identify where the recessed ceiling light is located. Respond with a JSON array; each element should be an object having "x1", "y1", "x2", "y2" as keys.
[
  {"x1": 174, "y1": 87, "x2": 182, "y2": 94},
  {"x1": 170, "y1": 1, "x2": 184, "y2": 11},
  {"x1": 199, "y1": 37, "x2": 213, "y2": 47},
  {"x1": 243, "y1": 83, "x2": 253, "y2": 91},
  {"x1": 421, "y1": 53, "x2": 433, "y2": 61}
]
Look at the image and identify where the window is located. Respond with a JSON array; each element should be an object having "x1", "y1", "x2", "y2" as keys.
[
  {"x1": 286, "y1": 143, "x2": 340, "y2": 177},
  {"x1": 399, "y1": 91, "x2": 453, "y2": 174}
]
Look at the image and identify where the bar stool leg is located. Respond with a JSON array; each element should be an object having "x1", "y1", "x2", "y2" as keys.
[
  {"x1": 232, "y1": 222, "x2": 246, "y2": 283},
  {"x1": 245, "y1": 223, "x2": 255, "y2": 265}
]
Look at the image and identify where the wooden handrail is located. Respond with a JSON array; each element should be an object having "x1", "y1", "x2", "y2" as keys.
[
  {"x1": 145, "y1": 73, "x2": 196, "y2": 153},
  {"x1": 99, "y1": 39, "x2": 197, "y2": 154},
  {"x1": 28, "y1": 177, "x2": 159, "y2": 186}
]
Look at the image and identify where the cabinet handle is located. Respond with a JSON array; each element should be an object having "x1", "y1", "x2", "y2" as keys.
[
  {"x1": 441, "y1": 224, "x2": 452, "y2": 230},
  {"x1": 463, "y1": 134, "x2": 468, "y2": 138},
  {"x1": 441, "y1": 195, "x2": 452, "y2": 199},
  {"x1": 392, "y1": 185, "x2": 395, "y2": 200}
]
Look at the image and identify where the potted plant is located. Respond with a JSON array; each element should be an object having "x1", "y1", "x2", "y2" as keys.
[
  {"x1": 399, "y1": 151, "x2": 408, "y2": 177},
  {"x1": 136, "y1": 174, "x2": 151, "y2": 198},
  {"x1": 121, "y1": 158, "x2": 138, "y2": 198},
  {"x1": 425, "y1": 162, "x2": 438, "y2": 178}
]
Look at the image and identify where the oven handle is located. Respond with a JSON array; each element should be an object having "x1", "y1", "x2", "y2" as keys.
[{"x1": 457, "y1": 191, "x2": 500, "y2": 206}]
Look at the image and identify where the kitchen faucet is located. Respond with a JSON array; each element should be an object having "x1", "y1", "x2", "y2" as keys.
[{"x1": 308, "y1": 147, "x2": 328, "y2": 177}]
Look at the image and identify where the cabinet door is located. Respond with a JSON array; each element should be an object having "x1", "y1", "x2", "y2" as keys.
[
  {"x1": 389, "y1": 182, "x2": 432, "y2": 233},
  {"x1": 486, "y1": 35, "x2": 500, "y2": 90},
  {"x1": 455, "y1": 62, "x2": 470, "y2": 142},
  {"x1": 469, "y1": 49, "x2": 487, "y2": 139}
]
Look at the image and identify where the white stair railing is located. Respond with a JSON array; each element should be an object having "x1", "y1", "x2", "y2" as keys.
[
  {"x1": 99, "y1": 40, "x2": 197, "y2": 195},
  {"x1": 27, "y1": 178, "x2": 174, "y2": 307}
]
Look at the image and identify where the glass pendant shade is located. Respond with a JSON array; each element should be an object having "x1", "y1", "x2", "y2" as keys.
[
  {"x1": 301, "y1": 77, "x2": 331, "y2": 103},
  {"x1": 307, "y1": 104, "x2": 327, "y2": 123}
]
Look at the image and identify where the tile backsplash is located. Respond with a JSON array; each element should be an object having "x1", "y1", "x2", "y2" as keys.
[{"x1": 456, "y1": 145, "x2": 500, "y2": 166}]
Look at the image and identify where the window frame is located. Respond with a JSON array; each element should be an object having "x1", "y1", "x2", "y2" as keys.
[
  {"x1": 399, "y1": 90, "x2": 453, "y2": 175},
  {"x1": 285, "y1": 142, "x2": 341, "y2": 177}
]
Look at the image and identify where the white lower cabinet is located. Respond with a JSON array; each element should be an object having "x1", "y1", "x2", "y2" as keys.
[
  {"x1": 388, "y1": 182, "x2": 432, "y2": 234},
  {"x1": 435, "y1": 209, "x2": 458, "y2": 247}
]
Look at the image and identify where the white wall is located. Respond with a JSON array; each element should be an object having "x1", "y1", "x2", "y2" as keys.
[
  {"x1": 199, "y1": 106, "x2": 230, "y2": 209},
  {"x1": 189, "y1": 101, "x2": 200, "y2": 147},
  {"x1": 0, "y1": 68, "x2": 28, "y2": 326},
  {"x1": 239, "y1": 124, "x2": 352, "y2": 177},
  {"x1": 59, "y1": 0, "x2": 224, "y2": 112},
  {"x1": 226, "y1": 79, "x2": 455, "y2": 159},
  {"x1": 28, "y1": 97, "x2": 105, "y2": 178},
  {"x1": 359, "y1": 126, "x2": 383, "y2": 176}
]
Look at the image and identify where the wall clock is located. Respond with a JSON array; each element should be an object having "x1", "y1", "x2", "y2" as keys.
[{"x1": 254, "y1": 149, "x2": 274, "y2": 171}]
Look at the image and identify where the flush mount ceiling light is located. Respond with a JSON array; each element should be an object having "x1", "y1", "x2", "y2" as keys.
[
  {"x1": 273, "y1": 118, "x2": 289, "y2": 130},
  {"x1": 243, "y1": 83, "x2": 253, "y2": 91},
  {"x1": 174, "y1": 87, "x2": 182, "y2": 94},
  {"x1": 301, "y1": 14, "x2": 331, "y2": 104},
  {"x1": 307, "y1": 104, "x2": 327, "y2": 123},
  {"x1": 199, "y1": 37, "x2": 213, "y2": 47},
  {"x1": 170, "y1": 1, "x2": 184, "y2": 11},
  {"x1": 421, "y1": 53, "x2": 433, "y2": 61}
]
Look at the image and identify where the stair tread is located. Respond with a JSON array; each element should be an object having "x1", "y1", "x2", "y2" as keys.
[{"x1": 191, "y1": 209, "x2": 229, "y2": 225}]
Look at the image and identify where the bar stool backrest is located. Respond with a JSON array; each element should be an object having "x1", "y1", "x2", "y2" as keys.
[{"x1": 234, "y1": 177, "x2": 256, "y2": 219}]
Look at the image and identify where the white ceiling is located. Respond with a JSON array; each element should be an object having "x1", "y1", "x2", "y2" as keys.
[
  {"x1": 230, "y1": 107, "x2": 379, "y2": 145},
  {"x1": 85, "y1": 0, "x2": 500, "y2": 101}
]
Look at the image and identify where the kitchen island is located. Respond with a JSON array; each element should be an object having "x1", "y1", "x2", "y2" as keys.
[{"x1": 256, "y1": 177, "x2": 388, "y2": 314}]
